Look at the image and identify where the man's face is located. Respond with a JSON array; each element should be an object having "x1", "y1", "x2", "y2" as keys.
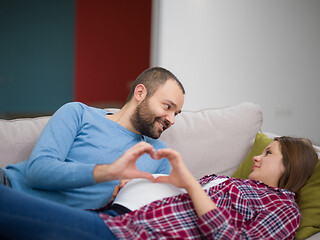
[{"x1": 130, "y1": 79, "x2": 184, "y2": 139}]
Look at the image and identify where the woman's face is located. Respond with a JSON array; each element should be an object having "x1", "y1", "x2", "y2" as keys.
[{"x1": 248, "y1": 141, "x2": 285, "y2": 188}]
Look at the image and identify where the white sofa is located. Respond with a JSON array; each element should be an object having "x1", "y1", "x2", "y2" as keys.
[{"x1": 0, "y1": 102, "x2": 319, "y2": 240}]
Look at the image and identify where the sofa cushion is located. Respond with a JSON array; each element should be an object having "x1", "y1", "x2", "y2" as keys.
[
  {"x1": 160, "y1": 102, "x2": 263, "y2": 179},
  {"x1": 232, "y1": 133, "x2": 320, "y2": 239},
  {"x1": 0, "y1": 117, "x2": 50, "y2": 168}
]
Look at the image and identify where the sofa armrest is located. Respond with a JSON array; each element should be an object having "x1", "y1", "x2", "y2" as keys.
[
  {"x1": 0, "y1": 116, "x2": 50, "y2": 168},
  {"x1": 303, "y1": 232, "x2": 320, "y2": 240}
]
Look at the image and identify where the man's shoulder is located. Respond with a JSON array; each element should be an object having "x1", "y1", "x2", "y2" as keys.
[
  {"x1": 58, "y1": 102, "x2": 104, "y2": 116},
  {"x1": 55, "y1": 102, "x2": 86, "y2": 114},
  {"x1": 50, "y1": 102, "x2": 104, "y2": 125},
  {"x1": 60, "y1": 102, "x2": 88, "y2": 111}
]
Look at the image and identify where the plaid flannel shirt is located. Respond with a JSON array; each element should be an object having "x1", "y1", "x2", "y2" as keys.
[{"x1": 99, "y1": 175, "x2": 300, "y2": 239}]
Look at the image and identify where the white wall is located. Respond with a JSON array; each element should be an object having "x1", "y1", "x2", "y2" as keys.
[{"x1": 151, "y1": 0, "x2": 320, "y2": 145}]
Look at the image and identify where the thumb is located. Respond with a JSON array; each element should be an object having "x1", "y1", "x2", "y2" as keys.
[
  {"x1": 153, "y1": 175, "x2": 170, "y2": 184},
  {"x1": 134, "y1": 171, "x2": 155, "y2": 182}
]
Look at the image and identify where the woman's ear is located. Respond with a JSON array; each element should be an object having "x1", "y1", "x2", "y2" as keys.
[{"x1": 133, "y1": 84, "x2": 147, "y2": 103}]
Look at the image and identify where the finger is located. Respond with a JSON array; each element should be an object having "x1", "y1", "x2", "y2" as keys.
[
  {"x1": 139, "y1": 143, "x2": 157, "y2": 159},
  {"x1": 153, "y1": 175, "x2": 170, "y2": 183},
  {"x1": 156, "y1": 148, "x2": 177, "y2": 157},
  {"x1": 113, "y1": 185, "x2": 120, "y2": 193},
  {"x1": 132, "y1": 171, "x2": 155, "y2": 182},
  {"x1": 143, "y1": 147, "x2": 157, "y2": 159},
  {"x1": 111, "y1": 185, "x2": 120, "y2": 199},
  {"x1": 156, "y1": 148, "x2": 181, "y2": 161},
  {"x1": 119, "y1": 179, "x2": 130, "y2": 188},
  {"x1": 130, "y1": 142, "x2": 156, "y2": 160}
]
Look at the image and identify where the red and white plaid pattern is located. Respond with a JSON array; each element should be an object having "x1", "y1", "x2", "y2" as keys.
[{"x1": 99, "y1": 175, "x2": 300, "y2": 239}]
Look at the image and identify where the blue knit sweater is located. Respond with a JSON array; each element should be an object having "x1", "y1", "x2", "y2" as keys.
[{"x1": 3, "y1": 102, "x2": 171, "y2": 209}]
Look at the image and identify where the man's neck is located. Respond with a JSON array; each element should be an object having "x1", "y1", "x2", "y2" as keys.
[{"x1": 106, "y1": 103, "x2": 140, "y2": 135}]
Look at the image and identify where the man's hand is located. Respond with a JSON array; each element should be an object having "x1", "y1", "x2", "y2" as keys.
[
  {"x1": 110, "y1": 179, "x2": 130, "y2": 202},
  {"x1": 93, "y1": 142, "x2": 157, "y2": 183}
]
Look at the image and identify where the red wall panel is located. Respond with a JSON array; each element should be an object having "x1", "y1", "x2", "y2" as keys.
[{"x1": 75, "y1": 0, "x2": 151, "y2": 107}]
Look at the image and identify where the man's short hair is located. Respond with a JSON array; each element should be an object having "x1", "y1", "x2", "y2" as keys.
[{"x1": 125, "y1": 67, "x2": 185, "y2": 103}]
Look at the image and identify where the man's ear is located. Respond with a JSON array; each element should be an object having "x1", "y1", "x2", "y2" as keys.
[{"x1": 133, "y1": 84, "x2": 147, "y2": 103}]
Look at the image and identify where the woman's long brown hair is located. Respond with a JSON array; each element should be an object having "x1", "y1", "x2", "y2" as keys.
[{"x1": 275, "y1": 137, "x2": 318, "y2": 198}]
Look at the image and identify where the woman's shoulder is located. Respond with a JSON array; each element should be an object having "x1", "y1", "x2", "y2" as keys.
[{"x1": 230, "y1": 178, "x2": 297, "y2": 206}]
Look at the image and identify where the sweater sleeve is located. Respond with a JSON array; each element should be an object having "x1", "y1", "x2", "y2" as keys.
[
  {"x1": 25, "y1": 102, "x2": 96, "y2": 190},
  {"x1": 197, "y1": 203, "x2": 301, "y2": 239}
]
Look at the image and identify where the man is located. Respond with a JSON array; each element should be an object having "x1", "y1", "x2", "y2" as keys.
[{"x1": 1, "y1": 67, "x2": 185, "y2": 209}]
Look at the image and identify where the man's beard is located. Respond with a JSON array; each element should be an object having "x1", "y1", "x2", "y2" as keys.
[{"x1": 130, "y1": 99, "x2": 169, "y2": 139}]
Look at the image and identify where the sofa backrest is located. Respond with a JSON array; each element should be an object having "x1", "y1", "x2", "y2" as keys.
[
  {"x1": 159, "y1": 102, "x2": 262, "y2": 178},
  {"x1": 0, "y1": 102, "x2": 263, "y2": 178}
]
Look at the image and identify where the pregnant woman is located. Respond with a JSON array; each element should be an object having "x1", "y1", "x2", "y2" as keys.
[{"x1": 0, "y1": 137, "x2": 317, "y2": 240}]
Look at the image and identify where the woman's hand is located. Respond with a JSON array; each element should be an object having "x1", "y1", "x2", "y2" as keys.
[
  {"x1": 154, "y1": 148, "x2": 217, "y2": 217},
  {"x1": 153, "y1": 148, "x2": 198, "y2": 191}
]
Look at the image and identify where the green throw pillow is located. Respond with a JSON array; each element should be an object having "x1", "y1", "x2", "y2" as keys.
[
  {"x1": 295, "y1": 159, "x2": 320, "y2": 239},
  {"x1": 232, "y1": 133, "x2": 320, "y2": 239}
]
